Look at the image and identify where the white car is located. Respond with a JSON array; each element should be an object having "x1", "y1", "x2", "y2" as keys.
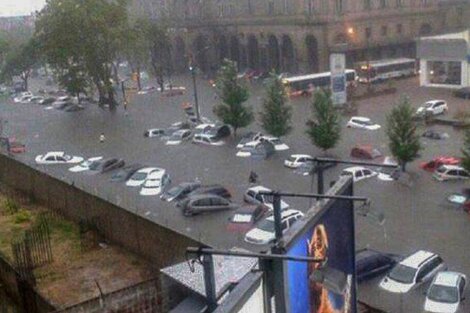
[
  {"x1": 144, "y1": 128, "x2": 166, "y2": 138},
  {"x1": 166, "y1": 129, "x2": 192, "y2": 145},
  {"x1": 243, "y1": 136, "x2": 289, "y2": 151},
  {"x1": 126, "y1": 167, "x2": 163, "y2": 187},
  {"x1": 13, "y1": 94, "x2": 32, "y2": 103},
  {"x1": 346, "y1": 117, "x2": 381, "y2": 130},
  {"x1": 237, "y1": 132, "x2": 264, "y2": 149},
  {"x1": 192, "y1": 133, "x2": 225, "y2": 146},
  {"x1": 284, "y1": 154, "x2": 314, "y2": 169},
  {"x1": 433, "y1": 165, "x2": 470, "y2": 182},
  {"x1": 424, "y1": 271, "x2": 466, "y2": 313},
  {"x1": 244, "y1": 209, "x2": 304, "y2": 245},
  {"x1": 140, "y1": 171, "x2": 171, "y2": 196},
  {"x1": 416, "y1": 100, "x2": 448, "y2": 116},
  {"x1": 340, "y1": 166, "x2": 377, "y2": 182},
  {"x1": 35, "y1": 152, "x2": 84, "y2": 165},
  {"x1": 244, "y1": 186, "x2": 290, "y2": 211},
  {"x1": 380, "y1": 250, "x2": 446, "y2": 293},
  {"x1": 194, "y1": 123, "x2": 215, "y2": 135},
  {"x1": 68, "y1": 156, "x2": 103, "y2": 172}
]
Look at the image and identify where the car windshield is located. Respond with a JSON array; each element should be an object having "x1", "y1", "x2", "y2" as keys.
[
  {"x1": 437, "y1": 166, "x2": 447, "y2": 173},
  {"x1": 270, "y1": 138, "x2": 281, "y2": 144},
  {"x1": 341, "y1": 170, "x2": 353, "y2": 176},
  {"x1": 88, "y1": 161, "x2": 101, "y2": 170},
  {"x1": 287, "y1": 156, "x2": 297, "y2": 162},
  {"x1": 388, "y1": 264, "x2": 416, "y2": 284},
  {"x1": 63, "y1": 155, "x2": 72, "y2": 161},
  {"x1": 427, "y1": 285, "x2": 459, "y2": 303},
  {"x1": 166, "y1": 186, "x2": 184, "y2": 197},
  {"x1": 360, "y1": 120, "x2": 373, "y2": 126},
  {"x1": 424, "y1": 102, "x2": 434, "y2": 108},
  {"x1": 257, "y1": 219, "x2": 275, "y2": 232},
  {"x1": 131, "y1": 172, "x2": 147, "y2": 180},
  {"x1": 232, "y1": 213, "x2": 253, "y2": 223}
]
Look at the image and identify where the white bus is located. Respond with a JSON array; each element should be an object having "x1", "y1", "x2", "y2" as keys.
[
  {"x1": 356, "y1": 58, "x2": 417, "y2": 83},
  {"x1": 282, "y1": 69, "x2": 356, "y2": 98}
]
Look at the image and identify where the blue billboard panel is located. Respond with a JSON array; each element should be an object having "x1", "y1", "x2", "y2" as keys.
[{"x1": 286, "y1": 198, "x2": 356, "y2": 313}]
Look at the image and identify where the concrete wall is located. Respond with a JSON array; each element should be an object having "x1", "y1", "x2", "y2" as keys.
[{"x1": 0, "y1": 154, "x2": 199, "y2": 270}]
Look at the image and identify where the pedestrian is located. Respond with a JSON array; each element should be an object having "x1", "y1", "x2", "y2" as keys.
[
  {"x1": 249, "y1": 171, "x2": 258, "y2": 185},
  {"x1": 99, "y1": 133, "x2": 106, "y2": 143}
]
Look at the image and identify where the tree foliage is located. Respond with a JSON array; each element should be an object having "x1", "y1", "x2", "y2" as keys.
[
  {"x1": 386, "y1": 96, "x2": 421, "y2": 171},
  {"x1": 35, "y1": 0, "x2": 128, "y2": 107},
  {"x1": 462, "y1": 129, "x2": 470, "y2": 173},
  {"x1": 214, "y1": 59, "x2": 253, "y2": 135},
  {"x1": 259, "y1": 73, "x2": 292, "y2": 137},
  {"x1": 306, "y1": 90, "x2": 341, "y2": 152},
  {"x1": 0, "y1": 38, "x2": 40, "y2": 90}
]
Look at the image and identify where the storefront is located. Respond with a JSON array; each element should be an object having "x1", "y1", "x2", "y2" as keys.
[{"x1": 417, "y1": 30, "x2": 470, "y2": 88}]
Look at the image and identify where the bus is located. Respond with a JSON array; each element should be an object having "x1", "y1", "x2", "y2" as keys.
[
  {"x1": 282, "y1": 69, "x2": 356, "y2": 97},
  {"x1": 355, "y1": 58, "x2": 417, "y2": 83}
]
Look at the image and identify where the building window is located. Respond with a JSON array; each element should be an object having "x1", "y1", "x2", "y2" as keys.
[
  {"x1": 396, "y1": 24, "x2": 402, "y2": 35},
  {"x1": 336, "y1": 0, "x2": 344, "y2": 14},
  {"x1": 381, "y1": 25, "x2": 388, "y2": 36},
  {"x1": 268, "y1": 0, "x2": 274, "y2": 15},
  {"x1": 364, "y1": 0, "x2": 371, "y2": 10},
  {"x1": 365, "y1": 27, "x2": 372, "y2": 39},
  {"x1": 379, "y1": 0, "x2": 387, "y2": 8}
]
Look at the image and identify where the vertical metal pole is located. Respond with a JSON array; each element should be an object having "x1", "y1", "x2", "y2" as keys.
[
  {"x1": 191, "y1": 67, "x2": 201, "y2": 122},
  {"x1": 317, "y1": 163, "x2": 324, "y2": 195},
  {"x1": 202, "y1": 253, "x2": 217, "y2": 312},
  {"x1": 273, "y1": 193, "x2": 283, "y2": 242}
]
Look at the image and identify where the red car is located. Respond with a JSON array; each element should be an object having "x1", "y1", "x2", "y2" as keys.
[
  {"x1": 350, "y1": 145, "x2": 382, "y2": 160},
  {"x1": 226, "y1": 204, "x2": 269, "y2": 233},
  {"x1": 420, "y1": 156, "x2": 461, "y2": 172}
]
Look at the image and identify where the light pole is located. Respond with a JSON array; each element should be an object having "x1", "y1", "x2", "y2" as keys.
[{"x1": 189, "y1": 65, "x2": 200, "y2": 122}]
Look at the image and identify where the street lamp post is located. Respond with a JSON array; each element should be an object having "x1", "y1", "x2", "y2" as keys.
[{"x1": 189, "y1": 66, "x2": 200, "y2": 122}]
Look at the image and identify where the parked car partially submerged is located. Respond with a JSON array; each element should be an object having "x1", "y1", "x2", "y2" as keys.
[
  {"x1": 420, "y1": 157, "x2": 461, "y2": 172},
  {"x1": 356, "y1": 248, "x2": 400, "y2": 283},
  {"x1": 226, "y1": 204, "x2": 269, "y2": 233},
  {"x1": 350, "y1": 145, "x2": 382, "y2": 160}
]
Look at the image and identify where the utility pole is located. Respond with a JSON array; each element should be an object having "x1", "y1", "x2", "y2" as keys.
[{"x1": 189, "y1": 66, "x2": 200, "y2": 122}]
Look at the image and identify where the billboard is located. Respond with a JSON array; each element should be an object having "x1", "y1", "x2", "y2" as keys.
[
  {"x1": 330, "y1": 53, "x2": 347, "y2": 106},
  {"x1": 285, "y1": 184, "x2": 356, "y2": 313}
]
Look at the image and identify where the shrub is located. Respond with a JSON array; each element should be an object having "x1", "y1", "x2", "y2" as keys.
[
  {"x1": 4, "y1": 198, "x2": 20, "y2": 214},
  {"x1": 14, "y1": 209, "x2": 32, "y2": 224}
]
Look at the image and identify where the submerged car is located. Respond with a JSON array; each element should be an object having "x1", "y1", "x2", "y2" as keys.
[
  {"x1": 227, "y1": 204, "x2": 269, "y2": 233},
  {"x1": 140, "y1": 171, "x2": 171, "y2": 196},
  {"x1": 126, "y1": 167, "x2": 163, "y2": 187},
  {"x1": 433, "y1": 165, "x2": 470, "y2": 182},
  {"x1": 422, "y1": 129, "x2": 449, "y2": 140},
  {"x1": 340, "y1": 167, "x2": 377, "y2": 182},
  {"x1": 424, "y1": 271, "x2": 466, "y2": 313},
  {"x1": 181, "y1": 194, "x2": 237, "y2": 216},
  {"x1": 356, "y1": 248, "x2": 400, "y2": 283},
  {"x1": 420, "y1": 157, "x2": 461, "y2": 172},
  {"x1": 350, "y1": 145, "x2": 382, "y2": 160},
  {"x1": 244, "y1": 209, "x2": 304, "y2": 245},
  {"x1": 69, "y1": 156, "x2": 103, "y2": 172},
  {"x1": 236, "y1": 141, "x2": 275, "y2": 159},
  {"x1": 284, "y1": 154, "x2": 314, "y2": 169},
  {"x1": 244, "y1": 186, "x2": 289, "y2": 211},
  {"x1": 110, "y1": 163, "x2": 144, "y2": 182},
  {"x1": 87, "y1": 158, "x2": 125, "y2": 174},
  {"x1": 380, "y1": 250, "x2": 445, "y2": 293},
  {"x1": 35, "y1": 152, "x2": 83, "y2": 164},
  {"x1": 346, "y1": 117, "x2": 381, "y2": 130},
  {"x1": 160, "y1": 182, "x2": 201, "y2": 202},
  {"x1": 165, "y1": 129, "x2": 192, "y2": 145},
  {"x1": 237, "y1": 132, "x2": 263, "y2": 149},
  {"x1": 416, "y1": 100, "x2": 448, "y2": 116}
]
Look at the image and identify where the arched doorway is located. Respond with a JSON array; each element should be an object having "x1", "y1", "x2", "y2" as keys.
[
  {"x1": 267, "y1": 35, "x2": 280, "y2": 72},
  {"x1": 174, "y1": 37, "x2": 186, "y2": 73},
  {"x1": 305, "y1": 35, "x2": 319, "y2": 73},
  {"x1": 281, "y1": 35, "x2": 295, "y2": 73},
  {"x1": 247, "y1": 35, "x2": 259, "y2": 70},
  {"x1": 229, "y1": 36, "x2": 240, "y2": 68},
  {"x1": 192, "y1": 35, "x2": 210, "y2": 73},
  {"x1": 419, "y1": 23, "x2": 432, "y2": 36}
]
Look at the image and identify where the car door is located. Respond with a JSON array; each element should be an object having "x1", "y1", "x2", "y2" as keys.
[
  {"x1": 45, "y1": 155, "x2": 56, "y2": 163},
  {"x1": 56, "y1": 156, "x2": 66, "y2": 163},
  {"x1": 447, "y1": 169, "x2": 459, "y2": 180},
  {"x1": 458, "y1": 170, "x2": 469, "y2": 179}
]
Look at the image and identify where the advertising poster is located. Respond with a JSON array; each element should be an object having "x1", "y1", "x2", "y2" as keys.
[
  {"x1": 330, "y1": 53, "x2": 347, "y2": 106},
  {"x1": 285, "y1": 198, "x2": 356, "y2": 313}
]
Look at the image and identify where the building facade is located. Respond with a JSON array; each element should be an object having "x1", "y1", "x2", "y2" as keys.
[{"x1": 130, "y1": 0, "x2": 470, "y2": 74}]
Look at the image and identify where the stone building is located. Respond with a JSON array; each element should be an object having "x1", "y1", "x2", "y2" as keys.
[{"x1": 130, "y1": 0, "x2": 470, "y2": 74}]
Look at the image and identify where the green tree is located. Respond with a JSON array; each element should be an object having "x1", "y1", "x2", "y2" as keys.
[
  {"x1": 306, "y1": 90, "x2": 341, "y2": 152},
  {"x1": 461, "y1": 129, "x2": 470, "y2": 172},
  {"x1": 386, "y1": 96, "x2": 421, "y2": 172},
  {"x1": 214, "y1": 59, "x2": 253, "y2": 135},
  {"x1": 0, "y1": 38, "x2": 40, "y2": 90},
  {"x1": 139, "y1": 17, "x2": 172, "y2": 92},
  {"x1": 35, "y1": 0, "x2": 128, "y2": 108},
  {"x1": 259, "y1": 73, "x2": 292, "y2": 137}
]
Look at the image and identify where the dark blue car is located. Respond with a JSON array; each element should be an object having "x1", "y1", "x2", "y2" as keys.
[{"x1": 356, "y1": 248, "x2": 400, "y2": 283}]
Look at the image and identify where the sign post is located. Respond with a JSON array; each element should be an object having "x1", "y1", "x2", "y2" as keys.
[{"x1": 330, "y1": 53, "x2": 347, "y2": 107}]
